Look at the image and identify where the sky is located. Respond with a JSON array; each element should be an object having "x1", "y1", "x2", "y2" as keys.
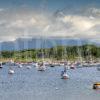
[{"x1": 0, "y1": 0, "x2": 100, "y2": 42}]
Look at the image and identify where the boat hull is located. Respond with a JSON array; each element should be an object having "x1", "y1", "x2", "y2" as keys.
[
  {"x1": 8, "y1": 70, "x2": 14, "y2": 74},
  {"x1": 61, "y1": 73, "x2": 69, "y2": 79},
  {"x1": 93, "y1": 82, "x2": 100, "y2": 89}
]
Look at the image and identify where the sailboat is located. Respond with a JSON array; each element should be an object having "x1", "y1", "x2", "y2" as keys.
[
  {"x1": 37, "y1": 38, "x2": 46, "y2": 71},
  {"x1": 59, "y1": 46, "x2": 69, "y2": 79},
  {"x1": 61, "y1": 70, "x2": 69, "y2": 79},
  {"x1": 61, "y1": 65, "x2": 69, "y2": 79},
  {"x1": 38, "y1": 62, "x2": 46, "y2": 71}
]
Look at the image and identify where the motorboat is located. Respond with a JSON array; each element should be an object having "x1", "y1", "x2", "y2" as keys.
[
  {"x1": 93, "y1": 82, "x2": 100, "y2": 89},
  {"x1": 8, "y1": 69, "x2": 15, "y2": 74}
]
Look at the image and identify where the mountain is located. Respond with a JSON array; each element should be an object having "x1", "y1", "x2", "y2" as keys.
[{"x1": 0, "y1": 37, "x2": 99, "y2": 51}]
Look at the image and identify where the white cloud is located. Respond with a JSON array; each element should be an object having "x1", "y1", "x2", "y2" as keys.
[
  {"x1": 61, "y1": 15, "x2": 95, "y2": 31},
  {"x1": 0, "y1": 7, "x2": 100, "y2": 42}
]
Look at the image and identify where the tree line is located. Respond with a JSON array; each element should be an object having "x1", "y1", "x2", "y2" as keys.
[{"x1": 0, "y1": 44, "x2": 100, "y2": 61}]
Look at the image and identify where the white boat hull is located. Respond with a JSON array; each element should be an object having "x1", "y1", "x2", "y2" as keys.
[
  {"x1": 8, "y1": 70, "x2": 14, "y2": 74},
  {"x1": 61, "y1": 73, "x2": 69, "y2": 79}
]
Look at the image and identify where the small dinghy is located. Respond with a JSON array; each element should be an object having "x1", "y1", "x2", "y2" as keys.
[
  {"x1": 8, "y1": 69, "x2": 15, "y2": 74},
  {"x1": 93, "y1": 82, "x2": 100, "y2": 89}
]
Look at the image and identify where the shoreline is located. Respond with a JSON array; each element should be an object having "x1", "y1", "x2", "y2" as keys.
[{"x1": 0, "y1": 58, "x2": 100, "y2": 64}]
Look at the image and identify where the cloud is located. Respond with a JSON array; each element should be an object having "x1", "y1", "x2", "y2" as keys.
[
  {"x1": 0, "y1": 8, "x2": 4, "y2": 12},
  {"x1": 0, "y1": 7, "x2": 100, "y2": 42}
]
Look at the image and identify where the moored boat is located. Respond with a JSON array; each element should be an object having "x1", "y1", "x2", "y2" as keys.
[
  {"x1": 32, "y1": 62, "x2": 38, "y2": 67},
  {"x1": 38, "y1": 66, "x2": 46, "y2": 71},
  {"x1": 61, "y1": 71, "x2": 69, "y2": 79},
  {"x1": 26, "y1": 66, "x2": 31, "y2": 69},
  {"x1": 93, "y1": 82, "x2": 100, "y2": 89},
  {"x1": 17, "y1": 63, "x2": 23, "y2": 68},
  {"x1": 8, "y1": 69, "x2": 15, "y2": 74},
  {"x1": 38, "y1": 62, "x2": 46, "y2": 71},
  {"x1": 70, "y1": 63, "x2": 75, "y2": 69}
]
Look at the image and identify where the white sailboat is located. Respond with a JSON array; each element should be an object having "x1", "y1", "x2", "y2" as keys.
[
  {"x1": 37, "y1": 37, "x2": 46, "y2": 71},
  {"x1": 61, "y1": 71, "x2": 69, "y2": 79},
  {"x1": 38, "y1": 62, "x2": 46, "y2": 71}
]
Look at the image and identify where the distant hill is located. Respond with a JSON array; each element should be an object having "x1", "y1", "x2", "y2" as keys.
[{"x1": 0, "y1": 37, "x2": 99, "y2": 51}]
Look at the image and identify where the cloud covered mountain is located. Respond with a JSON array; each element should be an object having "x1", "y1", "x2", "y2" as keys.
[{"x1": 0, "y1": 37, "x2": 99, "y2": 51}]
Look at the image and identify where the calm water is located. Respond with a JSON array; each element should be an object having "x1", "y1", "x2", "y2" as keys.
[{"x1": 0, "y1": 65, "x2": 100, "y2": 100}]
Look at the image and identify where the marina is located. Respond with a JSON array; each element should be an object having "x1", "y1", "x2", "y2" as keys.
[{"x1": 0, "y1": 62, "x2": 100, "y2": 100}]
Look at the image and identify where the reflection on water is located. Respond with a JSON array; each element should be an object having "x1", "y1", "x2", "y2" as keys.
[{"x1": 0, "y1": 65, "x2": 100, "y2": 100}]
